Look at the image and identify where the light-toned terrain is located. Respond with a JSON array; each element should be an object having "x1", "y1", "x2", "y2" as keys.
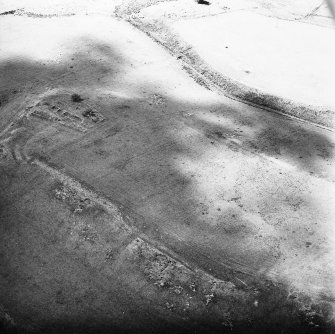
[
  {"x1": 0, "y1": 1, "x2": 334, "y2": 333},
  {"x1": 116, "y1": 0, "x2": 335, "y2": 128}
]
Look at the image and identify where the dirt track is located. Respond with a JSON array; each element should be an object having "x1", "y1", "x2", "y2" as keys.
[{"x1": 0, "y1": 5, "x2": 335, "y2": 334}]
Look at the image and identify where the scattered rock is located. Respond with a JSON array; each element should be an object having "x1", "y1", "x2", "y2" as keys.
[
  {"x1": 165, "y1": 302, "x2": 175, "y2": 310},
  {"x1": 205, "y1": 292, "x2": 215, "y2": 305},
  {"x1": 105, "y1": 249, "x2": 115, "y2": 261},
  {"x1": 54, "y1": 184, "x2": 93, "y2": 213},
  {"x1": 82, "y1": 108, "x2": 104, "y2": 123},
  {"x1": 189, "y1": 282, "x2": 197, "y2": 292},
  {"x1": 0, "y1": 145, "x2": 8, "y2": 159},
  {"x1": 79, "y1": 225, "x2": 97, "y2": 244},
  {"x1": 171, "y1": 285, "x2": 183, "y2": 295},
  {"x1": 148, "y1": 94, "x2": 165, "y2": 106}
]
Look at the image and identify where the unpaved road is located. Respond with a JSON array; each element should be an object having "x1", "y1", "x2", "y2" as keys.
[
  {"x1": 0, "y1": 9, "x2": 335, "y2": 334},
  {"x1": 115, "y1": 0, "x2": 335, "y2": 128}
]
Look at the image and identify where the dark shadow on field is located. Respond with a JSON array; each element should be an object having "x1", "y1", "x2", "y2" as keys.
[
  {"x1": 185, "y1": 99, "x2": 334, "y2": 175},
  {"x1": 0, "y1": 37, "x2": 126, "y2": 120},
  {"x1": 0, "y1": 34, "x2": 334, "y2": 334},
  {"x1": 1, "y1": 309, "x2": 333, "y2": 334}
]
